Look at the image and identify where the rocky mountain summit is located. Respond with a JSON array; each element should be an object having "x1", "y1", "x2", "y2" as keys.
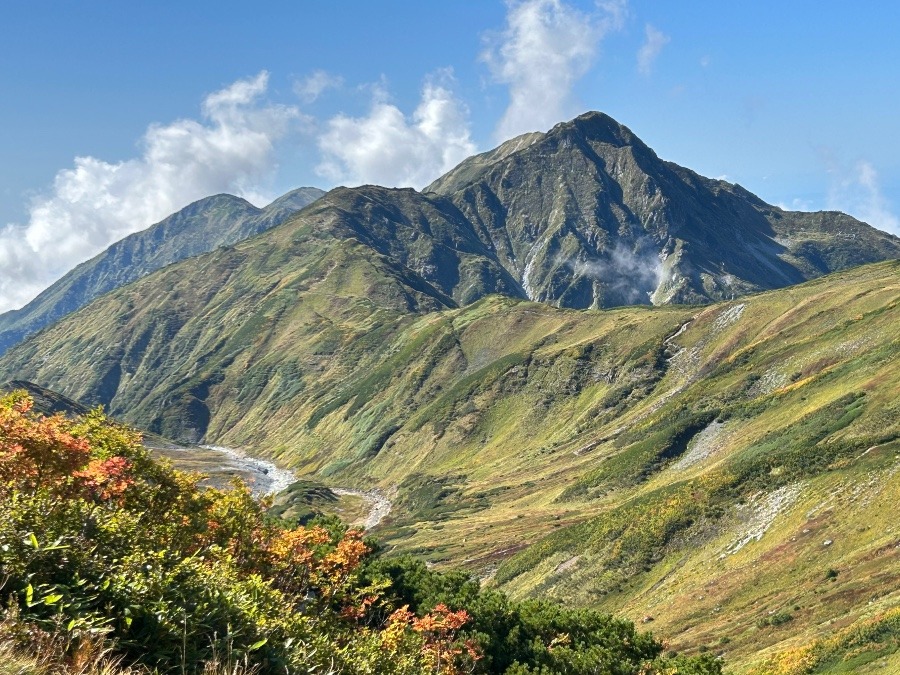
[
  {"x1": 243, "y1": 112, "x2": 899, "y2": 313},
  {"x1": 426, "y1": 111, "x2": 900, "y2": 307}
]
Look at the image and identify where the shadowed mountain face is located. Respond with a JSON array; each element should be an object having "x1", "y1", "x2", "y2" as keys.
[
  {"x1": 0, "y1": 187, "x2": 325, "y2": 356},
  {"x1": 272, "y1": 114, "x2": 899, "y2": 314},
  {"x1": 294, "y1": 186, "x2": 526, "y2": 305}
]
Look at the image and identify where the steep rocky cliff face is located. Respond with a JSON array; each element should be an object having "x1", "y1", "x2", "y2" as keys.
[{"x1": 271, "y1": 113, "x2": 899, "y2": 316}]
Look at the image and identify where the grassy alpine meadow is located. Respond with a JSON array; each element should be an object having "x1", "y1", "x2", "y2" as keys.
[
  {"x1": 0, "y1": 389, "x2": 723, "y2": 674},
  {"x1": 2, "y1": 259, "x2": 899, "y2": 672},
  {"x1": 299, "y1": 260, "x2": 899, "y2": 672}
]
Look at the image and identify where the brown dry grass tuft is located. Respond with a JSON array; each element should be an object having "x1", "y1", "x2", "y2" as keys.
[{"x1": 0, "y1": 606, "x2": 263, "y2": 675}]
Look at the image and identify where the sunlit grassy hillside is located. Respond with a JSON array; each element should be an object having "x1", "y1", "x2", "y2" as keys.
[{"x1": 2, "y1": 256, "x2": 898, "y2": 671}]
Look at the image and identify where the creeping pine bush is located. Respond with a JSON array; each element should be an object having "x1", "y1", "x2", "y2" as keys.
[{"x1": 0, "y1": 391, "x2": 721, "y2": 674}]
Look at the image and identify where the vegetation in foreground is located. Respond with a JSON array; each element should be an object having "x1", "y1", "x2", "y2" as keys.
[{"x1": 0, "y1": 391, "x2": 720, "y2": 674}]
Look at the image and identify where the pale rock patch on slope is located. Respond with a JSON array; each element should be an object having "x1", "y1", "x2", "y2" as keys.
[
  {"x1": 712, "y1": 303, "x2": 745, "y2": 331},
  {"x1": 636, "y1": 301, "x2": 748, "y2": 427},
  {"x1": 673, "y1": 420, "x2": 728, "y2": 471},
  {"x1": 552, "y1": 555, "x2": 581, "y2": 576},
  {"x1": 521, "y1": 237, "x2": 550, "y2": 300},
  {"x1": 721, "y1": 483, "x2": 803, "y2": 557},
  {"x1": 667, "y1": 301, "x2": 746, "y2": 386},
  {"x1": 750, "y1": 369, "x2": 792, "y2": 396},
  {"x1": 332, "y1": 488, "x2": 393, "y2": 529}
]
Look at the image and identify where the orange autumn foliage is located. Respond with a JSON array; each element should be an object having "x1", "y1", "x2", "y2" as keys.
[
  {"x1": 73, "y1": 456, "x2": 135, "y2": 503},
  {"x1": 0, "y1": 395, "x2": 90, "y2": 490},
  {"x1": 0, "y1": 393, "x2": 136, "y2": 504},
  {"x1": 384, "y1": 603, "x2": 481, "y2": 674}
]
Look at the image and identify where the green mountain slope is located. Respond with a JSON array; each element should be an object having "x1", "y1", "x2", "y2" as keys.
[
  {"x1": 1, "y1": 111, "x2": 899, "y2": 671},
  {"x1": 0, "y1": 187, "x2": 324, "y2": 356},
  {"x1": 0, "y1": 207, "x2": 458, "y2": 442},
  {"x1": 295, "y1": 186, "x2": 525, "y2": 305},
  {"x1": 2, "y1": 259, "x2": 897, "y2": 671}
]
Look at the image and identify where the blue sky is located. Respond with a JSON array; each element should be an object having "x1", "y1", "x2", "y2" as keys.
[{"x1": 1, "y1": 1, "x2": 899, "y2": 311}]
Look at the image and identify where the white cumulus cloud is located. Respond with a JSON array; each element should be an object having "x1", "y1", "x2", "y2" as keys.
[
  {"x1": 316, "y1": 70, "x2": 476, "y2": 189},
  {"x1": 637, "y1": 24, "x2": 669, "y2": 75},
  {"x1": 483, "y1": 0, "x2": 627, "y2": 143},
  {"x1": 827, "y1": 160, "x2": 899, "y2": 235},
  {"x1": 0, "y1": 72, "x2": 300, "y2": 313}
]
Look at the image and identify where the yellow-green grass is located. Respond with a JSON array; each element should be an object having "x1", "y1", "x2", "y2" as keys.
[
  {"x1": 169, "y1": 260, "x2": 897, "y2": 670},
  {"x1": 4, "y1": 255, "x2": 899, "y2": 671}
]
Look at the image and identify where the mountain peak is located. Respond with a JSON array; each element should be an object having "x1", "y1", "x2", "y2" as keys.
[
  {"x1": 178, "y1": 192, "x2": 256, "y2": 215},
  {"x1": 424, "y1": 109, "x2": 900, "y2": 308},
  {"x1": 264, "y1": 187, "x2": 326, "y2": 215},
  {"x1": 427, "y1": 111, "x2": 655, "y2": 198},
  {"x1": 552, "y1": 111, "x2": 648, "y2": 152}
]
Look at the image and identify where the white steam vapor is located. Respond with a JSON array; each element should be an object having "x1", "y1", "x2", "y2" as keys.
[
  {"x1": 564, "y1": 240, "x2": 662, "y2": 304},
  {"x1": 483, "y1": 0, "x2": 627, "y2": 143},
  {"x1": 827, "y1": 160, "x2": 899, "y2": 235},
  {"x1": 637, "y1": 24, "x2": 669, "y2": 75},
  {"x1": 0, "y1": 72, "x2": 300, "y2": 313},
  {"x1": 316, "y1": 70, "x2": 476, "y2": 189}
]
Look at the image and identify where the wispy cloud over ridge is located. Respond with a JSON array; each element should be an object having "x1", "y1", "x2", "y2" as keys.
[
  {"x1": 637, "y1": 24, "x2": 669, "y2": 75},
  {"x1": 483, "y1": 0, "x2": 627, "y2": 143},
  {"x1": 561, "y1": 239, "x2": 662, "y2": 305},
  {"x1": 0, "y1": 72, "x2": 299, "y2": 313},
  {"x1": 316, "y1": 69, "x2": 476, "y2": 189},
  {"x1": 827, "y1": 159, "x2": 899, "y2": 235}
]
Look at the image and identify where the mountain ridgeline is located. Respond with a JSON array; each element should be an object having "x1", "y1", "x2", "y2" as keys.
[
  {"x1": 425, "y1": 112, "x2": 900, "y2": 307},
  {"x1": 472, "y1": 125, "x2": 887, "y2": 300},
  {"x1": 239, "y1": 113, "x2": 900, "y2": 314},
  {"x1": 0, "y1": 110, "x2": 898, "y2": 441},
  {"x1": 1, "y1": 111, "x2": 900, "y2": 670},
  {"x1": 0, "y1": 187, "x2": 325, "y2": 356}
]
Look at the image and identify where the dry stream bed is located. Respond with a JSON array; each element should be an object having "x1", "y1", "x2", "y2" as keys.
[{"x1": 151, "y1": 444, "x2": 391, "y2": 528}]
